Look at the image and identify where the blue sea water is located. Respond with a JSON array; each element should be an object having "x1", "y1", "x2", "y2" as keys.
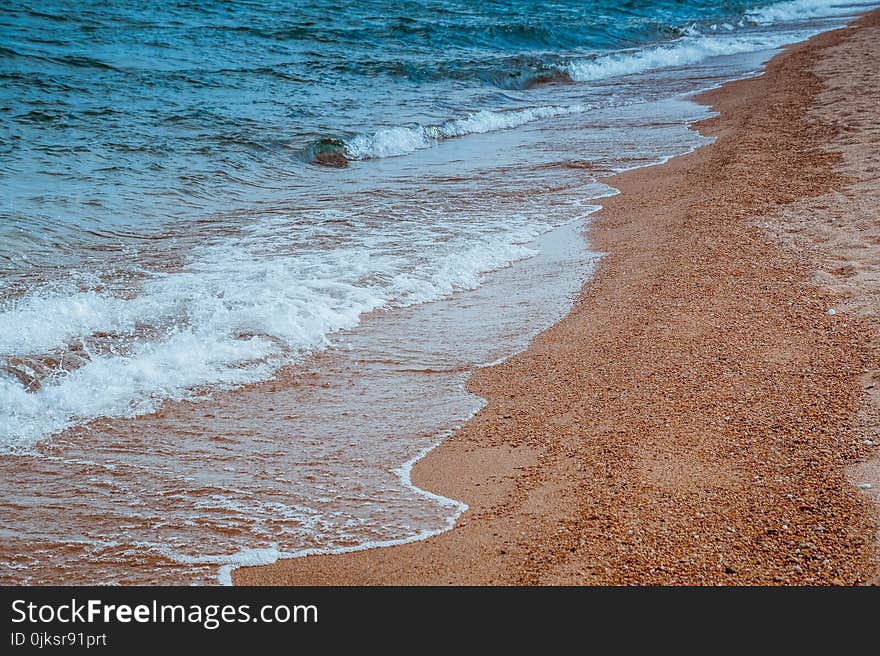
[
  {"x1": 3, "y1": 0, "x2": 877, "y2": 448},
  {"x1": 0, "y1": 0, "x2": 872, "y2": 260},
  {"x1": 0, "y1": 0, "x2": 877, "y2": 583}
]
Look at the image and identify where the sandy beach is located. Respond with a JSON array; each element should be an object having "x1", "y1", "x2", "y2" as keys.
[{"x1": 230, "y1": 10, "x2": 880, "y2": 586}]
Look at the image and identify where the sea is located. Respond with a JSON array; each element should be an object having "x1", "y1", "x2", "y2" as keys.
[{"x1": 1, "y1": 0, "x2": 877, "y2": 584}]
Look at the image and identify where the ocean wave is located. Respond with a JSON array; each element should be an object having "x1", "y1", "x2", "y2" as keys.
[
  {"x1": 566, "y1": 32, "x2": 806, "y2": 82},
  {"x1": 482, "y1": 62, "x2": 574, "y2": 90},
  {"x1": 341, "y1": 104, "x2": 590, "y2": 161},
  {"x1": 746, "y1": 0, "x2": 879, "y2": 25},
  {"x1": 566, "y1": 1, "x2": 880, "y2": 82},
  {"x1": 0, "y1": 223, "x2": 544, "y2": 450},
  {"x1": 314, "y1": 18, "x2": 853, "y2": 167}
]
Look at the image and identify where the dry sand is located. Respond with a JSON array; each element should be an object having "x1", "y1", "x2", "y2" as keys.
[{"x1": 235, "y1": 11, "x2": 880, "y2": 585}]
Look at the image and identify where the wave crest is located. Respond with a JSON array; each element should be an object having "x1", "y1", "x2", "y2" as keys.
[
  {"x1": 746, "y1": 0, "x2": 879, "y2": 25},
  {"x1": 342, "y1": 104, "x2": 589, "y2": 160}
]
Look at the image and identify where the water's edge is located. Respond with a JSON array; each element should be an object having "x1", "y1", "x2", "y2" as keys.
[
  {"x1": 220, "y1": 144, "x2": 717, "y2": 586},
  {"x1": 217, "y1": 25, "x2": 841, "y2": 585}
]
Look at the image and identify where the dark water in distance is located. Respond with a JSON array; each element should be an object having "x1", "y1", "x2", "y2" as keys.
[{"x1": 5, "y1": 0, "x2": 874, "y2": 253}]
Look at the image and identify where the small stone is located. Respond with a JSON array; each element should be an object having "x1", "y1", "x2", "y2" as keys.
[
  {"x1": 826, "y1": 308, "x2": 836, "y2": 316},
  {"x1": 857, "y1": 483, "x2": 872, "y2": 490},
  {"x1": 863, "y1": 439, "x2": 875, "y2": 446}
]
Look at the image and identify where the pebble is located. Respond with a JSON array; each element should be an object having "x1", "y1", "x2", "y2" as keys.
[
  {"x1": 857, "y1": 483, "x2": 872, "y2": 490},
  {"x1": 827, "y1": 308, "x2": 837, "y2": 316}
]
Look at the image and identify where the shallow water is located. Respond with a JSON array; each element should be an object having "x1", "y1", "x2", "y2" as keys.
[{"x1": 1, "y1": 0, "x2": 877, "y2": 583}]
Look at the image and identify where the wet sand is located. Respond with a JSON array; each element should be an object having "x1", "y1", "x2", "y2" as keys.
[{"x1": 235, "y1": 11, "x2": 880, "y2": 585}]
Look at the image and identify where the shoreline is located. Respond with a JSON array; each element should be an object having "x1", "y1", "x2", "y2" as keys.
[{"x1": 234, "y1": 11, "x2": 880, "y2": 585}]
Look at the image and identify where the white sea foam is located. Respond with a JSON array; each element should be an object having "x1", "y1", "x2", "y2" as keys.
[
  {"x1": 0, "y1": 217, "x2": 548, "y2": 450},
  {"x1": 746, "y1": 0, "x2": 879, "y2": 25},
  {"x1": 567, "y1": 32, "x2": 807, "y2": 82},
  {"x1": 344, "y1": 104, "x2": 589, "y2": 160},
  {"x1": 143, "y1": 428, "x2": 471, "y2": 585},
  {"x1": 0, "y1": 290, "x2": 134, "y2": 356},
  {"x1": 214, "y1": 434, "x2": 470, "y2": 586}
]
